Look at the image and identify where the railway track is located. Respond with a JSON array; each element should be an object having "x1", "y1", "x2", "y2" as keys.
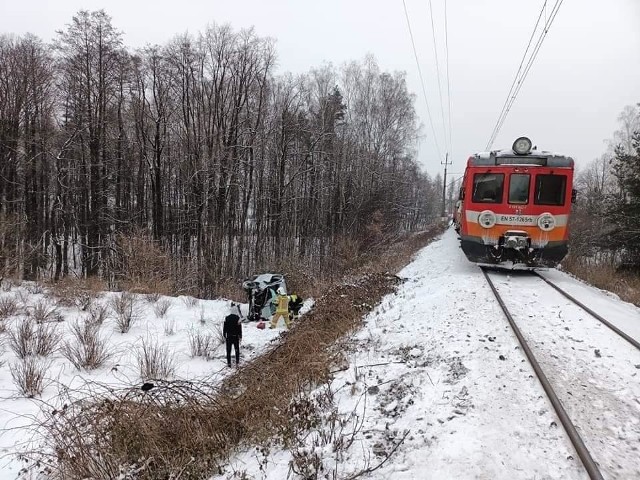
[
  {"x1": 481, "y1": 267, "x2": 640, "y2": 480},
  {"x1": 531, "y1": 271, "x2": 640, "y2": 351}
]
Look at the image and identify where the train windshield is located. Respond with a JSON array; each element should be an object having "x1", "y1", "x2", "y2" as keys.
[
  {"x1": 508, "y1": 174, "x2": 530, "y2": 204},
  {"x1": 534, "y1": 174, "x2": 566, "y2": 205},
  {"x1": 472, "y1": 173, "x2": 504, "y2": 203}
]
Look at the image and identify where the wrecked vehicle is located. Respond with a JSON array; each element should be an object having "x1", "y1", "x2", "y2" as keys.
[{"x1": 242, "y1": 273, "x2": 287, "y2": 321}]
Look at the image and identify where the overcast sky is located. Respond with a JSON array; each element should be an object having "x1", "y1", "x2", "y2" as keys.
[{"x1": 1, "y1": 0, "x2": 639, "y2": 177}]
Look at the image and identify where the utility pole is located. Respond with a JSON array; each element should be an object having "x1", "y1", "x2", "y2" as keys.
[{"x1": 441, "y1": 152, "x2": 452, "y2": 218}]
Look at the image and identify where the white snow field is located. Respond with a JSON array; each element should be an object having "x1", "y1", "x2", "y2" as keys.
[
  {"x1": 1, "y1": 227, "x2": 639, "y2": 479},
  {"x1": 0, "y1": 289, "x2": 311, "y2": 478}
]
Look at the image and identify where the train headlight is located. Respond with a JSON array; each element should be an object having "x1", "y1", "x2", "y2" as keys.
[
  {"x1": 512, "y1": 136, "x2": 532, "y2": 155},
  {"x1": 478, "y1": 210, "x2": 497, "y2": 229},
  {"x1": 537, "y1": 213, "x2": 556, "y2": 231}
]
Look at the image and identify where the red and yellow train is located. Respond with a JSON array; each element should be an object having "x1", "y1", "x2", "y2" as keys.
[{"x1": 454, "y1": 137, "x2": 576, "y2": 268}]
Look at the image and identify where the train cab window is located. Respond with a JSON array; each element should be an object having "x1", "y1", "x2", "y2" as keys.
[
  {"x1": 534, "y1": 174, "x2": 566, "y2": 206},
  {"x1": 472, "y1": 173, "x2": 504, "y2": 203},
  {"x1": 508, "y1": 174, "x2": 530, "y2": 204}
]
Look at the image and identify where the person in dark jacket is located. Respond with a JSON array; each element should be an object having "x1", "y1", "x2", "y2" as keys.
[{"x1": 223, "y1": 308, "x2": 242, "y2": 367}]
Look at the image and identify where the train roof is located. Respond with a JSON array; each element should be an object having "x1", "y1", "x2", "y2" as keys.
[{"x1": 468, "y1": 148, "x2": 574, "y2": 168}]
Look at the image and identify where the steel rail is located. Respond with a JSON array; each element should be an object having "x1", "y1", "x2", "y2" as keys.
[
  {"x1": 533, "y1": 271, "x2": 640, "y2": 351},
  {"x1": 481, "y1": 267, "x2": 604, "y2": 480}
]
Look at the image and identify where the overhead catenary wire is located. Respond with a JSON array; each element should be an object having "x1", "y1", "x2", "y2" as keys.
[
  {"x1": 492, "y1": 0, "x2": 564, "y2": 143},
  {"x1": 402, "y1": 0, "x2": 443, "y2": 161},
  {"x1": 444, "y1": 0, "x2": 453, "y2": 157},
  {"x1": 486, "y1": 1, "x2": 548, "y2": 150},
  {"x1": 428, "y1": 0, "x2": 449, "y2": 155},
  {"x1": 485, "y1": 0, "x2": 564, "y2": 151}
]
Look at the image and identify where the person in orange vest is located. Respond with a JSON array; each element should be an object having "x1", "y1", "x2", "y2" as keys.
[{"x1": 269, "y1": 287, "x2": 290, "y2": 329}]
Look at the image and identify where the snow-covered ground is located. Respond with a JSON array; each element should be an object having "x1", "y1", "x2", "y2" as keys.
[
  {"x1": 0, "y1": 288, "x2": 310, "y2": 479},
  {"x1": 488, "y1": 271, "x2": 640, "y2": 479},
  {"x1": 540, "y1": 267, "x2": 640, "y2": 341},
  {"x1": 216, "y1": 228, "x2": 640, "y2": 479},
  {"x1": 2, "y1": 228, "x2": 640, "y2": 479}
]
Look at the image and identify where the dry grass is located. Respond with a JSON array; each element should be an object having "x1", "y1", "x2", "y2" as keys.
[
  {"x1": 47, "y1": 276, "x2": 106, "y2": 310},
  {"x1": 135, "y1": 338, "x2": 177, "y2": 380},
  {"x1": 30, "y1": 300, "x2": 64, "y2": 324},
  {"x1": 181, "y1": 296, "x2": 199, "y2": 309},
  {"x1": 61, "y1": 319, "x2": 112, "y2": 370},
  {"x1": 113, "y1": 231, "x2": 173, "y2": 296},
  {"x1": 109, "y1": 292, "x2": 141, "y2": 333},
  {"x1": 39, "y1": 381, "x2": 228, "y2": 479},
  {"x1": 10, "y1": 357, "x2": 50, "y2": 397},
  {"x1": 25, "y1": 283, "x2": 44, "y2": 295},
  {"x1": 38, "y1": 225, "x2": 445, "y2": 478},
  {"x1": 163, "y1": 318, "x2": 176, "y2": 336},
  {"x1": 153, "y1": 299, "x2": 171, "y2": 318},
  {"x1": 213, "y1": 279, "x2": 246, "y2": 304},
  {"x1": 562, "y1": 256, "x2": 640, "y2": 307},
  {"x1": 0, "y1": 296, "x2": 19, "y2": 320},
  {"x1": 1, "y1": 277, "x2": 19, "y2": 292},
  {"x1": 188, "y1": 330, "x2": 217, "y2": 359},
  {"x1": 15, "y1": 289, "x2": 30, "y2": 305},
  {"x1": 8, "y1": 319, "x2": 61, "y2": 358},
  {"x1": 86, "y1": 304, "x2": 109, "y2": 326},
  {"x1": 144, "y1": 292, "x2": 161, "y2": 304}
]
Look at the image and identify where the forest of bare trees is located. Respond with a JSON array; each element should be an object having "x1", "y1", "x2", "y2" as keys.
[{"x1": 0, "y1": 11, "x2": 442, "y2": 294}]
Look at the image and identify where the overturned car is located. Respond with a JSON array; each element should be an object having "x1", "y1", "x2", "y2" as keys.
[{"x1": 242, "y1": 273, "x2": 287, "y2": 322}]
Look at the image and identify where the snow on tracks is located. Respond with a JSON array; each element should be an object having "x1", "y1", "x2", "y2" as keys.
[{"x1": 487, "y1": 269, "x2": 640, "y2": 479}]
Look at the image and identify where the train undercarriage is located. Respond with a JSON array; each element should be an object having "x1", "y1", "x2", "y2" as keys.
[{"x1": 460, "y1": 233, "x2": 568, "y2": 268}]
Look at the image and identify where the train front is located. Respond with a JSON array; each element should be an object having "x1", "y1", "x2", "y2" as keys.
[{"x1": 457, "y1": 137, "x2": 575, "y2": 268}]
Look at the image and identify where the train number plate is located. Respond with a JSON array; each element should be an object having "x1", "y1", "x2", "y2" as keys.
[{"x1": 498, "y1": 215, "x2": 536, "y2": 225}]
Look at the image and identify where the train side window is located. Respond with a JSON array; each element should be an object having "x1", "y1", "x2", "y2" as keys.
[
  {"x1": 472, "y1": 173, "x2": 504, "y2": 203},
  {"x1": 534, "y1": 174, "x2": 566, "y2": 206},
  {"x1": 508, "y1": 173, "x2": 530, "y2": 204}
]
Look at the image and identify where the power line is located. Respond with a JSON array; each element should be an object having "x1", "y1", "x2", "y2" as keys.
[
  {"x1": 492, "y1": 0, "x2": 564, "y2": 142},
  {"x1": 428, "y1": 0, "x2": 449, "y2": 154},
  {"x1": 444, "y1": 0, "x2": 453, "y2": 157},
  {"x1": 402, "y1": 0, "x2": 443, "y2": 161},
  {"x1": 485, "y1": 0, "x2": 564, "y2": 150},
  {"x1": 486, "y1": 1, "x2": 548, "y2": 150}
]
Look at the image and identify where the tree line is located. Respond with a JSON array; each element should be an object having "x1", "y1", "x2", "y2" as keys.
[
  {"x1": 0, "y1": 10, "x2": 442, "y2": 294},
  {"x1": 570, "y1": 103, "x2": 640, "y2": 267}
]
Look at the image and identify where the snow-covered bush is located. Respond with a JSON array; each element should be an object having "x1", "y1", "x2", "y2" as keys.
[
  {"x1": 87, "y1": 303, "x2": 109, "y2": 326},
  {"x1": 182, "y1": 296, "x2": 199, "y2": 309},
  {"x1": 62, "y1": 319, "x2": 112, "y2": 370},
  {"x1": 10, "y1": 357, "x2": 49, "y2": 397},
  {"x1": 154, "y1": 298, "x2": 171, "y2": 318},
  {"x1": 0, "y1": 296, "x2": 19, "y2": 320},
  {"x1": 8, "y1": 319, "x2": 61, "y2": 358},
  {"x1": 135, "y1": 338, "x2": 176, "y2": 380},
  {"x1": 163, "y1": 318, "x2": 176, "y2": 336},
  {"x1": 110, "y1": 292, "x2": 141, "y2": 333},
  {"x1": 145, "y1": 292, "x2": 161, "y2": 303},
  {"x1": 187, "y1": 330, "x2": 216, "y2": 359},
  {"x1": 30, "y1": 299, "x2": 63, "y2": 323}
]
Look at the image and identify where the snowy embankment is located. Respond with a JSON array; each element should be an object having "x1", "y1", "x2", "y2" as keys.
[
  {"x1": 0, "y1": 288, "x2": 306, "y2": 479},
  {"x1": 216, "y1": 228, "x2": 640, "y2": 479}
]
